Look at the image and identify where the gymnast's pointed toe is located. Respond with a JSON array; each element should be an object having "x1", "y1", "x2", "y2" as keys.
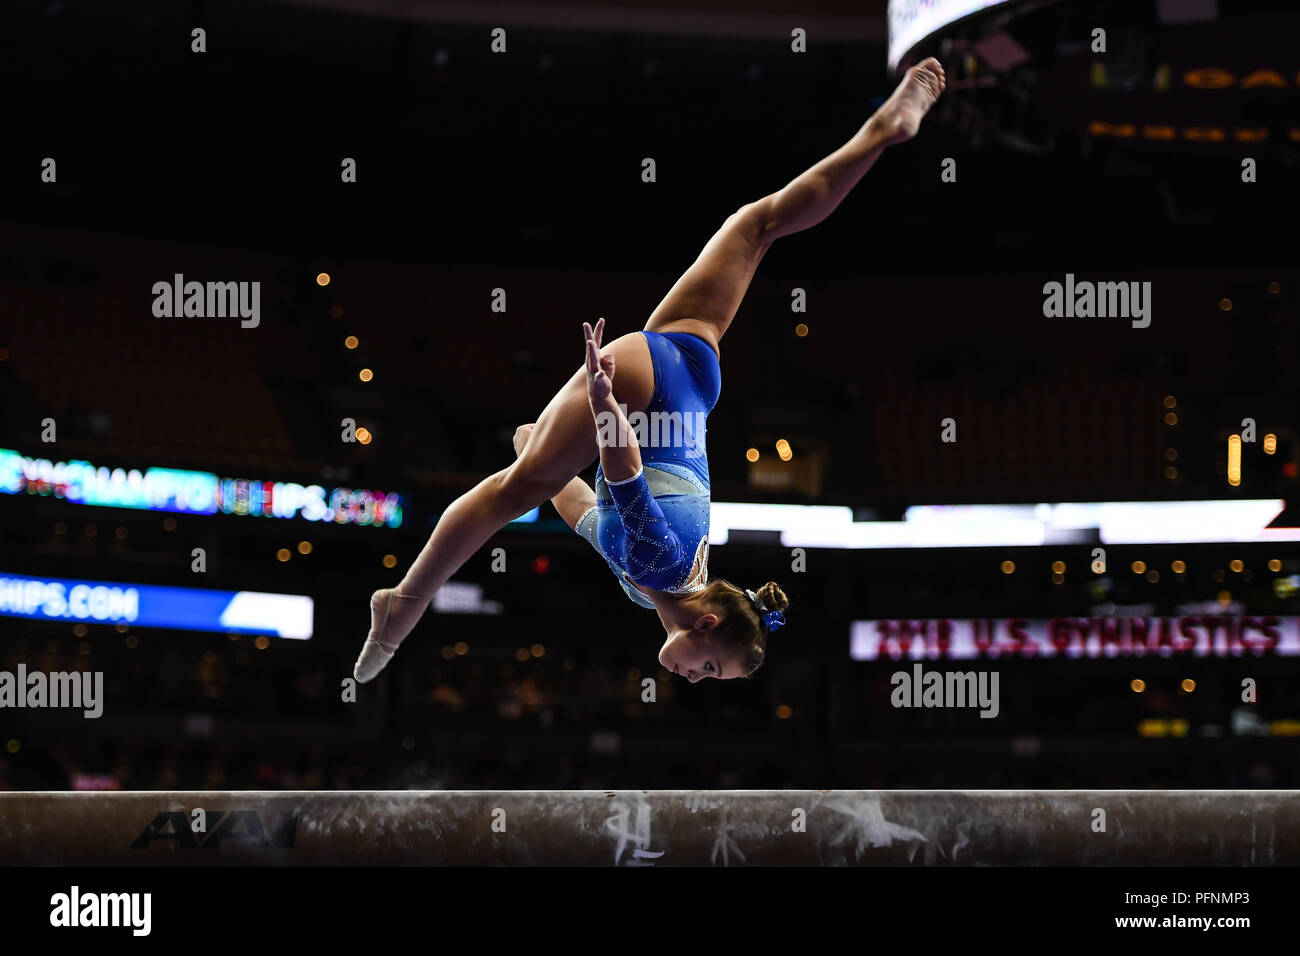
[
  {"x1": 352, "y1": 586, "x2": 425, "y2": 683},
  {"x1": 353, "y1": 637, "x2": 396, "y2": 683}
]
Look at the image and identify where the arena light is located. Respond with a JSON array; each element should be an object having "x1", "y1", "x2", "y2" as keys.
[
  {"x1": 1095, "y1": 499, "x2": 1283, "y2": 543},
  {"x1": 791, "y1": 516, "x2": 1047, "y2": 549},
  {"x1": 707, "y1": 498, "x2": 1299, "y2": 548},
  {"x1": 0, "y1": 572, "x2": 313, "y2": 639},
  {"x1": 1227, "y1": 435, "x2": 1242, "y2": 487},
  {"x1": 708, "y1": 501, "x2": 855, "y2": 546}
]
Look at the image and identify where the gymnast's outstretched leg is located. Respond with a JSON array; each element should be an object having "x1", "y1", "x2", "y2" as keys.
[
  {"x1": 353, "y1": 57, "x2": 945, "y2": 681},
  {"x1": 645, "y1": 57, "x2": 946, "y2": 347},
  {"x1": 353, "y1": 332, "x2": 654, "y2": 681}
]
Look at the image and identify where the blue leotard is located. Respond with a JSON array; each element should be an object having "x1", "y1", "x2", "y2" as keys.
[{"x1": 575, "y1": 331, "x2": 720, "y2": 609}]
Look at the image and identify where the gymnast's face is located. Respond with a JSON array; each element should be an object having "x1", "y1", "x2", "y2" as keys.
[{"x1": 658, "y1": 624, "x2": 739, "y2": 683}]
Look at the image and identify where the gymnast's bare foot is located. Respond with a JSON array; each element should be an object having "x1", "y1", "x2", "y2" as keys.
[
  {"x1": 872, "y1": 56, "x2": 946, "y2": 146},
  {"x1": 353, "y1": 587, "x2": 429, "y2": 683}
]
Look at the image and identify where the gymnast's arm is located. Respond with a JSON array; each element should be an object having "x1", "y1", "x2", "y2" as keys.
[
  {"x1": 583, "y1": 319, "x2": 684, "y2": 582},
  {"x1": 584, "y1": 319, "x2": 642, "y2": 485},
  {"x1": 512, "y1": 424, "x2": 595, "y2": 531},
  {"x1": 604, "y1": 469, "x2": 685, "y2": 586}
]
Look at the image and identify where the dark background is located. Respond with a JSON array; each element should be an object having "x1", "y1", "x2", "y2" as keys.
[{"x1": 1, "y1": 0, "x2": 1298, "y2": 791}]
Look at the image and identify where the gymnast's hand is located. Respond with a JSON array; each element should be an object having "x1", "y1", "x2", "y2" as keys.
[{"x1": 583, "y1": 318, "x2": 616, "y2": 407}]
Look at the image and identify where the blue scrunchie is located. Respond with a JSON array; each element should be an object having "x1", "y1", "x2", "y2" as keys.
[{"x1": 746, "y1": 589, "x2": 785, "y2": 632}]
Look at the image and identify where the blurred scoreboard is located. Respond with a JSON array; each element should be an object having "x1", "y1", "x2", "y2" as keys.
[
  {"x1": 888, "y1": 0, "x2": 1016, "y2": 69},
  {"x1": 852, "y1": 614, "x2": 1300, "y2": 660}
]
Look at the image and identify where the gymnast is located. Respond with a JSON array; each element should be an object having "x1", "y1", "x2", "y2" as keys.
[{"x1": 354, "y1": 58, "x2": 946, "y2": 684}]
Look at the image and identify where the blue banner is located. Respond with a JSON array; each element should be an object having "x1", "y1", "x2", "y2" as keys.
[{"x1": 0, "y1": 572, "x2": 313, "y2": 639}]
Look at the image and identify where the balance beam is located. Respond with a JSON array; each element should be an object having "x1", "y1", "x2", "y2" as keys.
[{"x1": 1, "y1": 790, "x2": 1295, "y2": 866}]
